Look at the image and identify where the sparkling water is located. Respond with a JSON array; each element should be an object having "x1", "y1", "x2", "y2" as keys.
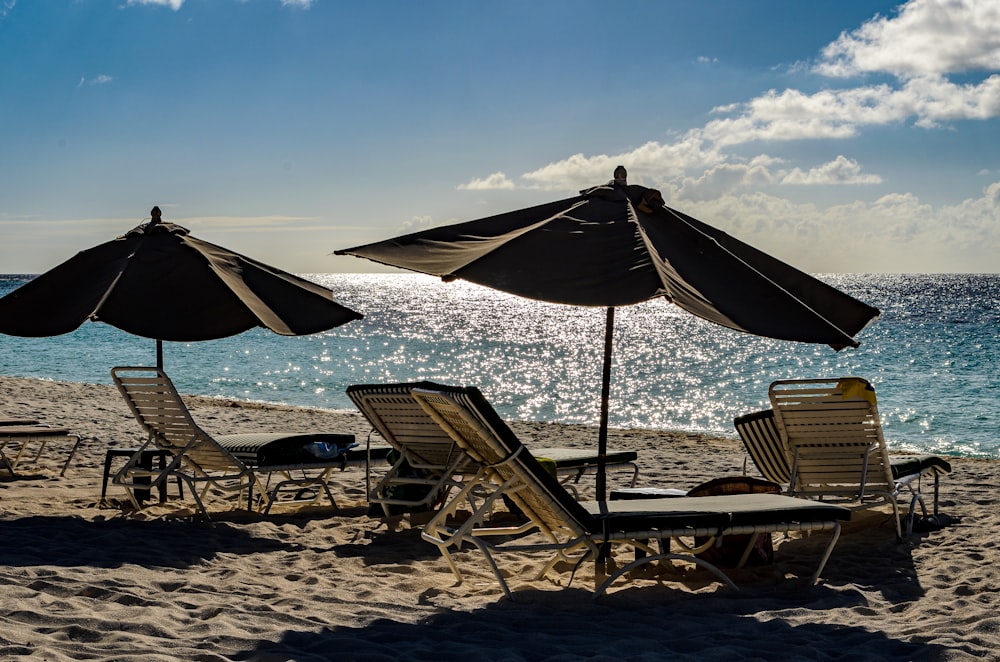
[{"x1": 0, "y1": 273, "x2": 996, "y2": 458}]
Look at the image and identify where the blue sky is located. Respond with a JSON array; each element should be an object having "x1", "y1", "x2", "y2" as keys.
[{"x1": 2, "y1": 0, "x2": 998, "y2": 274}]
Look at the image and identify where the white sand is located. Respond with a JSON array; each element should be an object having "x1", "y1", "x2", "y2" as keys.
[{"x1": 1, "y1": 374, "x2": 997, "y2": 660}]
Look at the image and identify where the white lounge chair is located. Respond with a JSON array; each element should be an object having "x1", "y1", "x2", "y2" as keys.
[
  {"x1": 0, "y1": 423, "x2": 84, "y2": 477},
  {"x1": 111, "y1": 367, "x2": 357, "y2": 519},
  {"x1": 346, "y1": 382, "x2": 639, "y2": 518},
  {"x1": 766, "y1": 377, "x2": 951, "y2": 538}
]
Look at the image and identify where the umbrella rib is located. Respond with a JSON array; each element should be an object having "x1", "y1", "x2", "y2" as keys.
[{"x1": 88, "y1": 258, "x2": 131, "y2": 323}]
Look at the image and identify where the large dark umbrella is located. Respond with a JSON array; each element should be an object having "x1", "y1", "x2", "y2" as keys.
[
  {"x1": 336, "y1": 168, "x2": 879, "y2": 500},
  {"x1": 0, "y1": 207, "x2": 363, "y2": 367}
]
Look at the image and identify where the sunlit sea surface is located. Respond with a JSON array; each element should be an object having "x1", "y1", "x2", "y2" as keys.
[{"x1": 1, "y1": 273, "x2": 997, "y2": 458}]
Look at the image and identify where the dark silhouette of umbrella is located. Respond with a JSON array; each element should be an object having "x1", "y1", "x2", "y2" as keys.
[
  {"x1": 336, "y1": 167, "x2": 879, "y2": 500},
  {"x1": 0, "y1": 207, "x2": 363, "y2": 367}
]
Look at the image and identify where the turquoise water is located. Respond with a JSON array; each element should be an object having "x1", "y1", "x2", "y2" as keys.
[{"x1": 0, "y1": 273, "x2": 997, "y2": 458}]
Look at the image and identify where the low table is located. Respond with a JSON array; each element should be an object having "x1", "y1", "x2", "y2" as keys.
[{"x1": 102, "y1": 448, "x2": 183, "y2": 504}]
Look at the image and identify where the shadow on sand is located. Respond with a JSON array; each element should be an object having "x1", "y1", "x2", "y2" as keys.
[
  {"x1": 229, "y1": 586, "x2": 950, "y2": 661},
  {"x1": 228, "y1": 510, "x2": 958, "y2": 661},
  {"x1": 0, "y1": 515, "x2": 296, "y2": 568}
]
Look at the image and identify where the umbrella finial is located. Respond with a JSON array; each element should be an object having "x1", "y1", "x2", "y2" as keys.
[
  {"x1": 147, "y1": 206, "x2": 162, "y2": 233},
  {"x1": 613, "y1": 166, "x2": 627, "y2": 185}
]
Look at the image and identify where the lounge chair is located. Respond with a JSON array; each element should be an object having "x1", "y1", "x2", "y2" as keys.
[
  {"x1": 346, "y1": 382, "x2": 640, "y2": 518},
  {"x1": 0, "y1": 418, "x2": 40, "y2": 425},
  {"x1": 734, "y1": 408, "x2": 951, "y2": 516},
  {"x1": 409, "y1": 385, "x2": 850, "y2": 598},
  {"x1": 111, "y1": 366, "x2": 357, "y2": 519},
  {"x1": 0, "y1": 423, "x2": 84, "y2": 477},
  {"x1": 734, "y1": 408, "x2": 794, "y2": 487},
  {"x1": 763, "y1": 377, "x2": 952, "y2": 538},
  {"x1": 1, "y1": 417, "x2": 40, "y2": 475}
]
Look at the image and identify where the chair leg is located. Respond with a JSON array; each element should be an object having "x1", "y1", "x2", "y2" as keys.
[
  {"x1": 1, "y1": 450, "x2": 14, "y2": 477},
  {"x1": 101, "y1": 451, "x2": 117, "y2": 501},
  {"x1": 808, "y1": 522, "x2": 842, "y2": 586},
  {"x1": 933, "y1": 474, "x2": 941, "y2": 516},
  {"x1": 59, "y1": 435, "x2": 85, "y2": 477},
  {"x1": 594, "y1": 548, "x2": 738, "y2": 598}
]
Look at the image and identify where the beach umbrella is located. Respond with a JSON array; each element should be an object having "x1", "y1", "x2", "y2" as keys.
[
  {"x1": 0, "y1": 207, "x2": 363, "y2": 367},
  {"x1": 335, "y1": 167, "x2": 880, "y2": 501}
]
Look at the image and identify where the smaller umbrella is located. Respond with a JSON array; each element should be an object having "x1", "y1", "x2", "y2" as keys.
[{"x1": 0, "y1": 207, "x2": 363, "y2": 366}]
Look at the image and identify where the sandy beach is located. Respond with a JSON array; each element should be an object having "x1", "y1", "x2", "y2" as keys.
[{"x1": 1, "y1": 374, "x2": 997, "y2": 661}]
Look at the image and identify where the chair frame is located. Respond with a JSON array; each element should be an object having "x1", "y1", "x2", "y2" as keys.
[
  {"x1": 346, "y1": 382, "x2": 639, "y2": 518},
  {"x1": 0, "y1": 425, "x2": 84, "y2": 477},
  {"x1": 411, "y1": 386, "x2": 848, "y2": 599},
  {"x1": 111, "y1": 366, "x2": 345, "y2": 519},
  {"x1": 734, "y1": 408, "x2": 793, "y2": 486},
  {"x1": 767, "y1": 377, "x2": 945, "y2": 539},
  {"x1": 347, "y1": 382, "x2": 478, "y2": 517}
]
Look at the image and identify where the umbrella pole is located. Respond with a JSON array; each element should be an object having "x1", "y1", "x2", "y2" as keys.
[
  {"x1": 596, "y1": 306, "x2": 614, "y2": 502},
  {"x1": 156, "y1": 340, "x2": 163, "y2": 370},
  {"x1": 594, "y1": 306, "x2": 615, "y2": 574}
]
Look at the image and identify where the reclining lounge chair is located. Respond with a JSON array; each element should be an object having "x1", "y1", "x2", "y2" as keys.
[
  {"x1": 346, "y1": 382, "x2": 639, "y2": 518},
  {"x1": 408, "y1": 385, "x2": 850, "y2": 599},
  {"x1": 111, "y1": 366, "x2": 357, "y2": 519},
  {"x1": 0, "y1": 417, "x2": 39, "y2": 425},
  {"x1": 0, "y1": 421, "x2": 84, "y2": 477},
  {"x1": 750, "y1": 377, "x2": 952, "y2": 538}
]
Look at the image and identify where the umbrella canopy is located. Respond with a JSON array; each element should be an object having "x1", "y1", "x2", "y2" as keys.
[
  {"x1": 336, "y1": 169, "x2": 880, "y2": 499},
  {"x1": 0, "y1": 207, "x2": 363, "y2": 365}
]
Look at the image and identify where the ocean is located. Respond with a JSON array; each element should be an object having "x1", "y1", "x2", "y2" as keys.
[{"x1": 0, "y1": 273, "x2": 996, "y2": 459}]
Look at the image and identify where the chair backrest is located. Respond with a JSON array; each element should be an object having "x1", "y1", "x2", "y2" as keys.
[
  {"x1": 411, "y1": 386, "x2": 597, "y2": 539},
  {"x1": 768, "y1": 377, "x2": 894, "y2": 499},
  {"x1": 111, "y1": 366, "x2": 244, "y2": 472},
  {"x1": 733, "y1": 408, "x2": 791, "y2": 485},
  {"x1": 345, "y1": 382, "x2": 477, "y2": 474}
]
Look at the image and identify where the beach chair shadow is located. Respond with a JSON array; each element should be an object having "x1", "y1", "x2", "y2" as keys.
[
  {"x1": 326, "y1": 525, "x2": 443, "y2": 564},
  {"x1": 231, "y1": 592, "x2": 950, "y2": 661},
  {"x1": 0, "y1": 516, "x2": 294, "y2": 569},
  {"x1": 406, "y1": 385, "x2": 851, "y2": 599}
]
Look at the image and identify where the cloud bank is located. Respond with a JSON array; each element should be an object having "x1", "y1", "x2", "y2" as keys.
[{"x1": 453, "y1": 0, "x2": 1000, "y2": 271}]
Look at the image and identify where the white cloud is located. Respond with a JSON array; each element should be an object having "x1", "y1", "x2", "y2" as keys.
[
  {"x1": 457, "y1": 172, "x2": 515, "y2": 190},
  {"x1": 516, "y1": 137, "x2": 724, "y2": 192},
  {"x1": 705, "y1": 74, "x2": 1000, "y2": 143},
  {"x1": 78, "y1": 74, "x2": 114, "y2": 87},
  {"x1": 468, "y1": 2, "x2": 1000, "y2": 198},
  {"x1": 815, "y1": 0, "x2": 1000, "y2": 79},
  {"x1": 472, "y1": 140, "x2": 885, "y2": 198},
  {"x1": 675, "y1": 159, "x2": 777, "y2": 201},
  {"x1": 1, "y1": 1, "x2": 15, "y2": 20},
  {"x1": 779, "y1": 155, "x2": 882, "y2": 185},
  {"x1": 124, "y1": 0, "x2": 312, "y2": 9},
  {"x1": 126, "y1": 0, "x2": 184, "y2": 9},
  {"x1": 904, "y1": 74, "x2": 1000, "y2": 127},
  {"x1": 684, "y1": 182, "x2": 1000, "y2": 272},
  {"x1": 398, "y1": 215, "x2": 440, "y2": 234},
  {"x1": 669, "y1": 155, "x2": 879, "y2": 200},
  {"x1": 451, "y1": 0, "x2": 999, "y2": 273},
  {"x1": 445, "y1": 167, "x2": 1000, "y2": 272}
]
